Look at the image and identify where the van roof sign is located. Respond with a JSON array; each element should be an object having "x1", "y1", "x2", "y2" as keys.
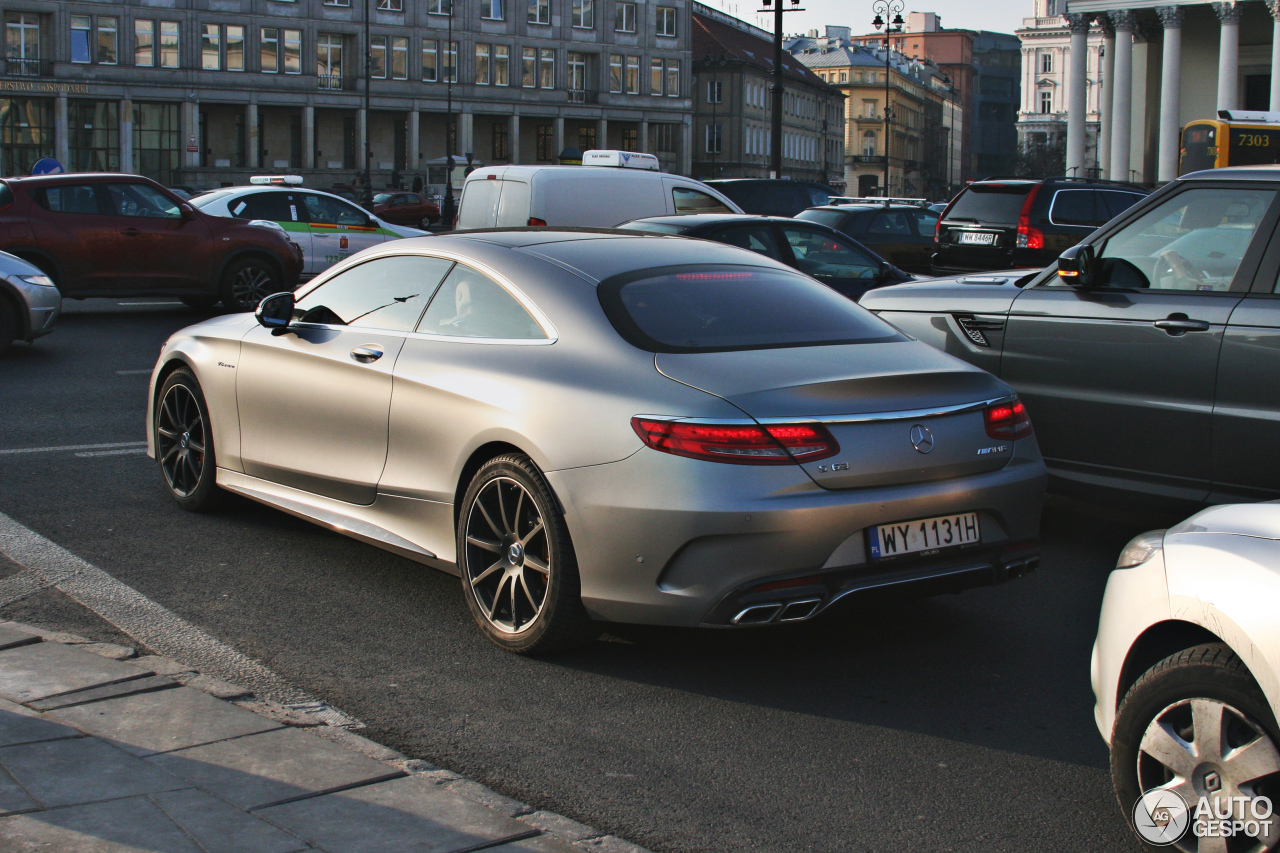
[
  {"x1": 249, "y1": 175, "x2": 304, "y2": 185},
  {"x1": 581, "y1": 150, "x2": 661, "y2": 171}
]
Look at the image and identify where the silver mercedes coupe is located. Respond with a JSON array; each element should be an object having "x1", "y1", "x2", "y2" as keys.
[{"x1": 147, "y1": 230, "x2": 1046, "y2": 653}]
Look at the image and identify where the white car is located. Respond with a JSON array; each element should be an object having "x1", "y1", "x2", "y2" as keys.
[
  {"x1": 1093, "y1": 502, "x2": 1280, "y2": 851},
  {"x1": 191, "y1": 180, "x2": 426, "y2": 279}
]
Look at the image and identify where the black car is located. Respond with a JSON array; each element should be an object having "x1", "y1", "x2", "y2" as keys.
[
  {"x1": 617, "y1": 214, "x2": 913, "y2": 301},
  {"x1": 932, "y1": 177, "x2": 1149, "y2": 274},
  {"x1": 702, "y1": 179, "x2": 838, "y2": 218},
  {"x1": 796, "y1": 202, "x2": 940, "y2": 275}
]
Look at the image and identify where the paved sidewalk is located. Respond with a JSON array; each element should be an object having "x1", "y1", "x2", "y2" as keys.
[{"x1": 0, "y1": 621, "x2": 646, "y2": 853}]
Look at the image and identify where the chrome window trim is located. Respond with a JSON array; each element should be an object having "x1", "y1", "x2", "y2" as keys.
[
  {"x1": 635, "y1": 395, "x2": 1015, "y2": 427},
  {"x1": 1047, "y1": 188, "x2": 1101, "y2": 228}
]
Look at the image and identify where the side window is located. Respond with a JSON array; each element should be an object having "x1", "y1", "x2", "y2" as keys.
[
  {"x1": 709, "y1": 225, "x2": 783, "y2": 261},
  {"x1": 1096, "y1": 188, "x2": 1275, "y2": 292},
  {"x1": 673, "y1": 187, "x2": 733, "y2": 214},
  {"x1": 106, "y1": 184, "x2": 182, "y2": 219},
  {"x1": 303, "y1": 193, "x2": 369, "y2": 226},
  {"x1": 868, "y1": 211, "x2": 911, "y2": 236},
  {"x1": 495, "y1": 180, "x2": 531, "y2": 227},
  {"x1": 37, "y1": 185, "x2": 103, "y2": 215},
  {"x1": 1048, "y1": 190, "x2": 1097, "y2": 227},
  {"x1": 417, "y1": 263, "x2": 546, "y2": 339},
  {"x1": 911, "y1": 209, "x2": 940, "y2": 236},
  {"x1": 1100, "y1": 190, "x2": 1145, "y2": 221},
  {"x1": 805, "y1": 185, "x2": 833, "y2": 207},
  {"x1": 781, "y1": 226, "x2": 881, "y2": 280},
  {"x1": 294, "y1": 256, "x2": 455, "y2": 331},
  {"x1": 390, "y1": 195, "x2": 409, "y2": 207},
  {"x1": 230, "y1": 192, "x2": 295, "y2": 221}
]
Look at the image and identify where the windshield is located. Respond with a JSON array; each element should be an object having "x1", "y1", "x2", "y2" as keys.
[
  {"x1": 189, "y1": 191, "x2": 235, "y2": 209},
  {"x1": 795, "y1": 209, "x2": 846, "y2": 228},
  {"x1": 598, "y1": 265, "x2": 904, "y2": 353},
  {"x1": 373, "y1": 193, "x2": 393, "y2": 204},
  {"x1": 945, "y1": 184, "x2": 1034, "y2": 225}
]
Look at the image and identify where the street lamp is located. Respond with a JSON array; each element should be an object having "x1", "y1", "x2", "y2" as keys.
[
  {"x1": 872, "y1": 0, "x2": 904, "y2": 198},
  {"x1": 758, "y1": 0, "x2": 803, "y2": 180},
  {"x1": 440, "y1": 0, "x2": 457, "y2": 226}
]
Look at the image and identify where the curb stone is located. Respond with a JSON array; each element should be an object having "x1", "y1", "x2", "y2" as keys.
[{"x1": 3, "y1": 619, "x2": 652, "y2": 853}]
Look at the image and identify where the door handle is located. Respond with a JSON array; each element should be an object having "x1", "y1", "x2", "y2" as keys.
[
  {"x1": 312, "y1": 232, "x2": 331, "y2": 238},
  {"x1": 1153, "y1": 316, "x2": 1211, "y2": 336},
  {"x1": 350, "y1": 345, "x2": 384, "y2": 363},
  {"x1": 120, "y1": 228, "x2": 141, "y2": 237}
]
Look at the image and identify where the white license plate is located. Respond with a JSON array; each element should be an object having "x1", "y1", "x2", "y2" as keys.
[
  {"x1": 869, "y1": 512, "x2": 981, "y2": 559},
  {"x1": 959, "y1": 232, "x2": 997, "y2": 245}
]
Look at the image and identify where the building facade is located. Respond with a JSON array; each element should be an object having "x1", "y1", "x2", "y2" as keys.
[
  {"x1": 0, "y1": 0, "x2": 696, "y2": 191},
  {"x1": 689, "y1": 5, "x2": 844, "y2": 186},
  {"x1": 1015, "y1": 0, "x2": 1106, "y2": 177}
]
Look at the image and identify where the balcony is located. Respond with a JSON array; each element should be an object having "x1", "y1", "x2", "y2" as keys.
[
  {"x1": 850, "y1": 155, "x2": 886, "y2": 165},
  {"x1": 3, "y1": 58, "x2": 47, "y2": 77},
  {"x1": 317, "y1": 75, "x2": 354, "y2": 91},
  {"x1": 567, "y1": 88, "x2": 598, "y2": 104}
]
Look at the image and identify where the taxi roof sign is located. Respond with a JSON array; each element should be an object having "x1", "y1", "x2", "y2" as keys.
[
  {"x1": 581, "y1": 150, "x2": 661, "y2": 171},
  {"x1": 249, "y1": 175, "x2": 305, "y2": 185}
]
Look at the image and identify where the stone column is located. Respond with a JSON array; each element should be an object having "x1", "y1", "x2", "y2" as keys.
[
  {"x1": 407, "y1": 108, "x2": 419, "y2": 173},
  {"x1": 302, "y1": 106, "x2": 315, "y2": 170},
  {"x1": 1100, "y1": 23, "x2": 1115, "y2": 178},
  {"x1": 508, "y1": 114, "x2": 520, "y2": 163},
  {"x1": 1214, "y1": 2, "x2": 1243, "y2": 112},
  {"x1": 457, "y1": 111, "x2": 474, "y2": 158},
  {"x1": 1065, "y1": 14, "x2": 1092, "y2": 178},
  {"x1": 1270, "y1": 1, "x2": 1280, "y2": 111},
  {"x1": 1109, "y1": 11, "x2": 1136, "y2": 183},
  {"x1": 356, "y1": 108, "x2": 367, "y2": 173},
  {"x1": 680, "y1": 119, "x2": 692, "y2": 176},
  {"x1": 597, "y1": 117, "x2": 608, "y2": 149},
  {"x1": 1157, "y1": 7, "x2": 1185, "y2": 183},
  {"x1": 246, "y1": 103, "x2": 259, "y2": 169},
  {"x1": 181, "y1": 100, "x2": 198, "y2": 170},
  {"x1": 553, "y1": 116, "x2": 564, "y2": 160},
  {"x1": 639, "y1": 119, "x2": 650, "y2": 153},
  {"x1": 55, "y1": 92, "x2": 70, "y2": 168}
]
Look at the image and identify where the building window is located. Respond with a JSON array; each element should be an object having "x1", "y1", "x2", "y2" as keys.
[
  {"x1": 536, "y1": 124, "x2": 554, "y2": 161},
  {"x1": 573, "y1": 0, "x2": 594, "y2": 28},
  {"x1": 392, "y1": 36, "x2": 408, "y2": 79},
  {"x1": 135, "y1": 20, "x2": 154, "y2": 66},
  {"x1": 422, "y1": 39, "x2": 438, "y2": 81},
  {"x1": 318, "y1": 33, "x2": 343, "y2": 85},
  {"x1": 653, "y1": 123, "x2": 675, "y2": 152},
  {"x1": 202, "y1": 24, "x2": 220, "y2": 70},
  {"x1": 495, "y1": 44, "x2": 509, "y2": 85},
  {"x1": 444, "y1": 40, "x2": 457, "y2": 82},
  {"x1": 615, "y1": 1, "x2": 636, "y2": 32},
  {"x1": 528, "y1": 0, "x2": 551, "y2": 25},
  {"x1": 522, "y1": 47, "x2": 536, "y2": 87},
  {"x1": 578, "y1": 126, "x2": 596, "y2": 150},
  {"x1": 160, "y1": 21, "x2": 180, "y2": 68},
  {"x1": 862, "y1": 130, "x2": 876, "y2": 156},
  {"x1": 71, "y1": 16, "x2": 91, "y2": 64},
  {"x1": 481, "y1": 0, "x2": 504, "y2": 20},
  {"x1": 261, "y1": 28, "x2": 279, "y2": 73},
  {"x1": 540, "y1": 48, "x2": 554, "y2": 88},
  {"x1": 705, "y1": 123, "x2": 721, "y2": 154},
  {"x1": 621, "y1": 127, "x2": 637, "y2": 151},
  {"x1": 1040, "y1": 52, "x2": 1052, "y2": 73},
  {"x1": 609, "y1": 55, "x2": 622, "y2": 92},
  {"x1": 3, "y1": 98, "x2": 54, "y2": 174},
  {"x1": 476, "y1": 43, "x2": 491, "y2": 85},
  {"x1": 840, "y1": 70, "x2": 847, "y2": 82},
  {"x1": 568, "y1": 52, "x2": 586, "y2": 91},
  {"x1": 656, "y1": 6, "x2": 676, "y2": 37},
  {"x1": 97, "y1": 17, "x2": 118, "y2": 65},
  {"x1": 650, "y1": 57, "x2": 662, "y2": 95},
  {"x1": 493, "y1": 123, "x2": 509, "y2": 160},
  {"x1": 862, "y1": 99, "x2": 876, "y2": 119},
  {"x1": 1039, "y1": 89, "x2": 1053, "y2": 113},
  {"x1": 666, "y1": 59, "x2": 679, "y2": 97},
  {"x1": 427, "y1": 0, "x2": 451, "y2": 14},
  {"x1": 226, "y1": 25, "x2": 244, "y2": 71},
  {"x1": 283, "y1": 29, "x2": 301, "y2": 73},
  {"x1": 371, "y1": 35, "x2": 387, "y2": 78},
  {"x1": 625, "y1": 55, "x2": 639, "y2": 94},
  {"x1": 707, "y1": 79, "x2": 721, "y2": 103},
  {"x1": 324, "y1": 0, "x2": 351, "y2": 6},
  {"x1": 378, "y1": 0, "x2": 404, "y2": 9}
]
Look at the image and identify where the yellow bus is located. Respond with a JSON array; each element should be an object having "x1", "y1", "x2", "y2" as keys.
[{"x1": 1180, "y1": 112, "x2": 1280, "y2": 174}]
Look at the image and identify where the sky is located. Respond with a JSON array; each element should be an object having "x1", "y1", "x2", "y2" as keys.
[{"x1": 707, "y1": 0, "x2": 1032, "y2": 38}]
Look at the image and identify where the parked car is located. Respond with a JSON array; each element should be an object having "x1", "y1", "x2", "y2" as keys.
[
  {"x1": 371, "y1": 191, "x2": 440, "y2": 228},
  {"x1": 797, "y1": 201, "x2": 941, "y2": 274},
  {"x1": 456, "y1": 151, "x2": 742, "y2": 229},
  {"x1": 860, "y1": 165, "x2": 1280, "y2": 504},
  {"x1": 617, "y1": 214, "x2": 914, "y2": 301},
  {"x1": 703, "y1": 178, "x2": 839, "y2": 217},
  {"x1": 148, "y1": 229, "x2": 1045, "y2": 653},
  {"x1": 932, "y1": 177, "x2": 1149, "y2": 273},
  {"x1": 1093, "y1": 501, "x2": 1280, "y2": 851},
  {"x1": 0, "y1": 250, "x2": 60, "y2": 356},
  {"x1": 0, "y1": 173, "x2": 302, "y2": 312},
  {"x1": 190, "y1": 180, "x2": 426, "y2": 279}
]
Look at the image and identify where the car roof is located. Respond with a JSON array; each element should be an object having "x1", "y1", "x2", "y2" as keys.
[
  {"x1": 1179, "y1": 164, "x2": 1280, "y2": 182},
  {"x1": 620, "y1": 213, "x2": 805, "y2": 229},
  {"x1": 807, "y1": 203, "x2": 927, "y2": 211},
  {"x1": 2, "y1": 172, "x2": 155, "y2": 187}
]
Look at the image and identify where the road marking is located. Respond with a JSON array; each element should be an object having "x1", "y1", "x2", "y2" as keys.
[
  {"x1": 115, "y1": 369, "x2": 153, "y2": 375},
  {"x1": 0, "y1": 441, "x2": 148, "y2": 456},
  {"x1": 74, "y1": 448, "x2": 148, "y2": 458},
  {"x1": 0, "y1": 509, "x2": 359, "y2": 726}
]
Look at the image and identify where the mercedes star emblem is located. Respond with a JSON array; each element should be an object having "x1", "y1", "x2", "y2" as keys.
[{"x1": 909, "y1": 424, "x2": 935, "y2": 454}]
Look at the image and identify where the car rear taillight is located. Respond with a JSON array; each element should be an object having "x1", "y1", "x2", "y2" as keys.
[
  {"x1": 984, "y1": 399, "x2": 1032, "y2": 441},
  {"x1": 1015, "y1": 184, "x2": 1044, "y2": 250},
  {"x1": 631, "y1": 417, "x2": 838, "y2": 465},
  {"x1": 528, "y1": 217, "x2": 547, "y2": 226}
]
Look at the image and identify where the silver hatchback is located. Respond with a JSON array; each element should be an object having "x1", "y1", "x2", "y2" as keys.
[
  {"x1": 0, "y1": 250, "x2": 60, "y2": 356},
  {"x1": 148, "y1": 230, "x2": 1046, "y2": 653}
]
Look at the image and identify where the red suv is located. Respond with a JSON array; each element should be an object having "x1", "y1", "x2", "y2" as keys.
[{"x1": 0, "y1": 173, "x2": 303, "y2": 311}]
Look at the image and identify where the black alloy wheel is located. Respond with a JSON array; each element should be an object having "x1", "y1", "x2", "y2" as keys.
[
  {"x1": 220, "y1": 257, "x2": 280, "y2": 312},
  {"x1": 154, "y1": 369, "x2": 223, "y2": 511}
]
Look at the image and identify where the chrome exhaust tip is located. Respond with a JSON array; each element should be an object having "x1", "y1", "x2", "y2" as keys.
[
  {"x1": 778, "y1": 598, "x2": 822, "y2": 621},
  {"x1": 731, "y1": 603, "x2": 783, "y2": 624}
]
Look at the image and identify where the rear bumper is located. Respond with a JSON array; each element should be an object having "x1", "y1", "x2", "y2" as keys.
[
  {"x1": 932, "y1": 247, "x2": 1051, "y2": 274},
  {"x1": 547, "y1": 440, "x2": 1047, "y2": 628}
]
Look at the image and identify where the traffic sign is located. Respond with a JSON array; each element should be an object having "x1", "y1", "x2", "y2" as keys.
[{"x1": 30, "y1": 158, "x2": 64, "y2": 176}]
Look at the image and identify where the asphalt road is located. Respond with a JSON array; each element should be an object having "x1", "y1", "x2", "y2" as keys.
[{"x1": 0, "y1": 299, "x2": 1173, "y2": 853}]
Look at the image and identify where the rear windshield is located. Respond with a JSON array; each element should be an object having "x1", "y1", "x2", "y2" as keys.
[
  {"x1": 598, "y1": 265, "x2": 904, "y2": 353},
  {"x1": 795, "y1": 209, "x2": 846, "y2": 228},
  {"x1": 945, "y1": 183, "x2": 1034, "y2": 225},
  {"x1": 616, "y1": 221, "x2": 687, "y2": 235}
]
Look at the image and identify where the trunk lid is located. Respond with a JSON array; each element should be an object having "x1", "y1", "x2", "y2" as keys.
[{"x1": 656, "y1": 341, "x2": 1017, "y2": 489}]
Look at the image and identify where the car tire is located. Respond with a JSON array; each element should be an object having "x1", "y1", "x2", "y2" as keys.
[
  {"x1": 154, "y1": 368, "x2": 224, "y2": 512},
  {"x1": 219, "y1": 256, "x2": 280, "y2": 313},
  {"x1": 0, "y1": 297, "x2": 16, "y2": 357},
  {"x1": 180, "y1": 296, "x2": 219, "y2": 311},
  {"x1": 1111, "y1": 643, "x2": 1280, "y2": 852},
  {"x1": 420, "y1": 216, "x2": 436, "y2": 229},
  {"x1": 457, "y1": 454, "x2": 598, "y2": 654}
]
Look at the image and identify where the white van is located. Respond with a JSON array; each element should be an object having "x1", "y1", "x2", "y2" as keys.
[{"x1": 455, "y1": 150, "x2": 743, "y2": 229}]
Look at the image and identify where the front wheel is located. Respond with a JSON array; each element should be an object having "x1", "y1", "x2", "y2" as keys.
[
  {"x1": 457, "y1": 454, "x2": 597, "y2": 654},
  {"x1": 220, "y1": 257, "x2": 280, "y2": 312},
  {"x1": 155, "y1": 369, "x2": 224, "y2": 512},
  {"x1": 1112, "y1": 644, "x2": 1280, "y2": 852},
  {"x1": 0, "y1": 298, "x2": 16, "y2": 357}
]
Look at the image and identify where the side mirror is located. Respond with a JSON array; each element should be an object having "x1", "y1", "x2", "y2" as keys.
[
  {"x1": 1057, "y1": 243, "x2": 1095, "y2": 287},
  {"x1": 256, "y1": 292, "x2": 295, "y2": 333},
  {"x1": 179, "y1": 204, "x2": 195, "y2": 221}
]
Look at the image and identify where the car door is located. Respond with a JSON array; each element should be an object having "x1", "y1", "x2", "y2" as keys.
[
  {"x1": 907, "y1": 208, "x2": 940, "y2": 273},
  {"x1": 236, "y1": 254, "x2": 455, "y2": 505},
  {"x1": 301, "y1": 192, "x2": 385, "y2": 273},
  {"x1": 25, "y1": 183, "x2": 121, "y2": 294},
  {"x1": 777, "y1": 223, "x2": 886, "y2": 302},
  {"x1": 104, "y1": 182, "x2": 211, "y2": 292},
  {"x1": 999, "y1": 185, "x2": 1275, "y2": 501},
  {"x1": 228, "y1": 190, "x2": 311, "y2": 273},
  {"x1": 864, "y1": 210, "x2": 916, "y2": 269}
]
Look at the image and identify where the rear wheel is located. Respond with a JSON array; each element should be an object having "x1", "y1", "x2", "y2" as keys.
[
  {"x1": 457, "y1": 454, "x2": 597, "y2": 654},
  {"x1": 219, "y1": 257, "x2": 279, "y2": 312},
  {"x1": 154, "y1": 369, "x2": 223, "y2": 512},
  {"x1": 0, "y1": 298, "x2": 16, "y2": 356}
]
